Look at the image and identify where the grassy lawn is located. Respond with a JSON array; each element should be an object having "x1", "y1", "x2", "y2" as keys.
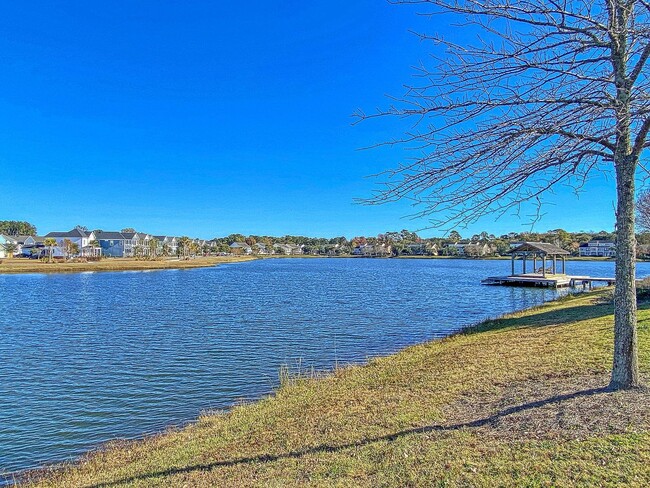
[
  {"x1": 24, "y1": 290, "x2": 649, "y2": 487},
  {"x1": 0, "y1": 256, "x2": 255, "y2": 274}
]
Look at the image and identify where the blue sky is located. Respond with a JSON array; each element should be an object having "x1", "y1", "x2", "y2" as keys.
[{"x1": 0, "y1": 1, "x2": 619, "y2": 239}]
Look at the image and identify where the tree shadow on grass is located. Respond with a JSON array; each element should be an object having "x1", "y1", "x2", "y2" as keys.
[
  {"x1": 85, "y1": 386, "x2": 616, "y2": 488},
  {"x1": 465, "y1": 298, "x2": 632, "y2": 335}
]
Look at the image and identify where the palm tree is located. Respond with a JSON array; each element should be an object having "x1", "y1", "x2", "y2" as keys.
[
  {"x1": 177, "y1": 236, "x2": 192, "y2": 259},
  {"x1": 190, "y1": 241, "x2": 200, "y2": 257},
  {"x1": 161, "y1": 243, "x2": 171, "y2": 257},
  {"x1": 148, "y1": 239, "x2": 159, "y2": 259},
  {"x1": 43, "y1": 238, "x2": 57, "y2": 263},
  {"x1": 3, "y1": 242, "x2": 17, "y2": 258},
  {"x1": 62, "y1": 238, "x2": 74, "y2": 261}
]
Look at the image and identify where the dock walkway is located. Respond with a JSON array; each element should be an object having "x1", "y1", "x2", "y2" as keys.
[{"x1": 481, "y1": 273, "x2": 615, "y2": 288}]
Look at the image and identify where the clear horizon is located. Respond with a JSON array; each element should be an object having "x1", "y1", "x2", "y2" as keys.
[{"x1": 0, "y1": 2, "x2": 622, "y2": 239}]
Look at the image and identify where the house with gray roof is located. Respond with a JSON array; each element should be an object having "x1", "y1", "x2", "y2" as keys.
[
  {"x1": 95, "y1": 231, "x2": 128, "y2": 257},
  {"x1": 119, "y1": 232, "x2": 154, "y2": 257},
  {"x1": 230, "y1": 241, "x2": 253, "y2": 254},
  {"x1": 579, "y1": 240, "x2": 616, "y2": 258},
  {"x1": 153, "y1": 236, "x2": 178, "y2": 256},
  {"x1": 44, "y1": 228, "x2": 100, "y2": 257}
]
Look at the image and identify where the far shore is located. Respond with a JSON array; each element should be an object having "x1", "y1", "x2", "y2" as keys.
[
  {"x1": 0, "y1": 256, "x2": 256, "y2": 274},
  {"x1": 394, "y1": 254, "x2": 619, "y2": 261},
  {"x1": 0, "y1": 253, "x2": 627, "y2": 276}
]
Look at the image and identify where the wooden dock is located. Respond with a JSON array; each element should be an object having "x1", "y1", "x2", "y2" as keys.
[{"x1": 481, "y1": 273, "x2": 615, "y2": 288}]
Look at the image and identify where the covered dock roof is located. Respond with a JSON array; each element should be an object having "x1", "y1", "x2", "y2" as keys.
[
  {"x1": 508, "y1": 242, "x2": 569, "y2": 276},
  {"x1": 509, "y1": 242, "x2": 570, "y2": 256}
]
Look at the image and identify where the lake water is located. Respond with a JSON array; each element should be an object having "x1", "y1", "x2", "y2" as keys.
[{"x1": 1, "y1": 257, "x2": 647, "y2": 476}]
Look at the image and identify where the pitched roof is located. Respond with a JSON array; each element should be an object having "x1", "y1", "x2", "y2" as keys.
[
  {"x1": 1, "y1": 234, "x2": 19, "y2": 243},
  {"x1": 45, "y1": 228, "x2": 91, "y2": 238},
  {"x1": 509, "y1": 242, "x2": 570, "y2": 255},
  {"x1": 96, "y1": 231, "x2": 126, "y2": 240}
]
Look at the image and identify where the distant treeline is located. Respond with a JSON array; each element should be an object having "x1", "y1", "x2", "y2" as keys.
[
  {"x1": 3, "y1": 222, "x2": 636, "y2": 256},
  {"x1": 210, "y1": 229, "x2": 624, "y2": 256}
]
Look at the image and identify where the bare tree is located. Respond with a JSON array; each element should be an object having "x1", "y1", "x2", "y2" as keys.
[
  {"x1": 357, "y1": 0, "x2": 650, "y2": 389},
  {"x1": 637, "y1": 189, "x2": 650, "y2": 230}
]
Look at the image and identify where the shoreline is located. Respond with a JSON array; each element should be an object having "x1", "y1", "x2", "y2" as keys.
[
  {"x1": 20, "y1": 287, "x2": 649, "y2": 486},
  {"x1": 0, "y1": 256, "x2": 256, "y2": 275},
  {"x1": 0, "y1": 255, "x2": 622, "y2": 276},
  {"x1": 7, "y1": 287, "x2": 577, "y2": 483},
  {"x1": 11, "y1": 291, "x2": 572, "y2": 484}
]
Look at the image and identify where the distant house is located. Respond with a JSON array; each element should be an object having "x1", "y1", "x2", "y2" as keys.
[
  {"x1": 579, "y1": 240, "x2": 616, "y2": 257},
  {"x1": 16, "y1": 235, "x2": 46, "y2": 257},
  {"x1": 120, "y1": 232, "x2": 153, "y2": 257},
  {"x1": 153, "y1": 236, "x2": 178, "y2": 256},
  {"x1": 44, "y1": 228, "x2": 101, "y2": 257},
  {"x1": 0, "y1": 235, "x2": 9, "y2": 258},
  {"x1": 463, "y1": 242, "x2": 493, "y2": 257},
  {"x1": 253, "y1": 243, "x2": 269, "y2": 254},
  {"x1": 273, "y1": 243, "x2": 302, "y2": 255},
  {"x1": 406, "y1": 242, "x2": 438, "y2": 255},
  {"x1": 0, "y1": 235, "x2": 20, "y2": 257},
  {"x1": 353, "y1": 243, "x2": 391, "y2": 257},
  {"x1": 96, "y1": 231, "x2": 128, "y2": 257},
  {"x1": 444, "y1": 241, "x2": 493, "y2": 257},
  {"x1": 230, "y1": 242, "x2": 253, "y2": 254},
  {"x1": 5, "y1": 235, "x2": 31, "y2": 256},
  {"x1": 138, "y1": 233, "x2": 155, "y2": 255},
  {"x1": 445, "y1": 241, "x2": 471, "y2": 255}
]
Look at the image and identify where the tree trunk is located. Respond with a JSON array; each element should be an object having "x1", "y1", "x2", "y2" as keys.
[{"x1": 610, "y1": 156, "x2": 640, "y2": 390}]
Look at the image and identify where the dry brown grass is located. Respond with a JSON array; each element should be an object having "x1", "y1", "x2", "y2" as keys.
[
  {"x1": 0, "y1": 256, "x2": 255, "y2": 274},
  {"x1": 445, "y1": 373, "x2": 650, "y2": 441}
]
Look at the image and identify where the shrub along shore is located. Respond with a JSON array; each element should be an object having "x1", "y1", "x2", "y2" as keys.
[
  {"x1": 21, "y1": 289, "x2": 649, "y2": 487},
  {"x1": 0, "y1": 256, "x2": 255, "y2": 274}
]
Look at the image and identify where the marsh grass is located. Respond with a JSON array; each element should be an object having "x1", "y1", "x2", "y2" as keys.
[
  {"x1": 0, "y1": 256, "x2": 255, "y2": 274},
  {"x1": 22, "y1": 289, "x2": 650, "y2": 487}
]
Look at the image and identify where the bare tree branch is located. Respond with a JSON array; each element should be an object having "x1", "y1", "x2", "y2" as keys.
[{"x1": 360, "y1": 0, "x2": 648, "y2": 389}]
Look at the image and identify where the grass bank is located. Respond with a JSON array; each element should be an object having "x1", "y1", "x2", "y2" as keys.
[
  {"x1": 24, "y1": 290, "x2": 649, "y2": 487},
  {"x1": 0, "y1": 256, "x2": 255, "y2": 274}
]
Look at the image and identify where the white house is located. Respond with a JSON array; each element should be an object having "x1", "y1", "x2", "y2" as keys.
[
  {"x1": 273, "y1": 243, "x2": 302, "y2": 255},
  {"x1": 579, "y1": 241, "x2": 616, "y2": 257},
  {"x1": 44, "y1": 228, "x2": 101, "y2": 257},
  {"x1": 445, "y1": 242, "x2": 471, "y2": 255},
  {"x1": 463, "y1": 242, "x2": 493, "y2": 257},
  {"x1": 0, "y1": 235, "x2": 21, "y2": 257},
  {"x1": 120, "y1": 232, "x2": 154, "y2": 257},
  {"x1": 0, "y1": 235, "x2": 10, "y2": 258},
  {"x1": 253, "y1": 242, "x2": 270, "y2": 254},
  {"x1": 352, "y1": 243, "x2": 391, "y2": 257},
  {"x1": 153, "y1": 236, "x2": 178, "y2": 256}
]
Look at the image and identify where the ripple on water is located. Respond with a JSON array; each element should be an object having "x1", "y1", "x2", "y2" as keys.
[{"x1": 0, "y1": 257, "x2": 643, "y2": 474}]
